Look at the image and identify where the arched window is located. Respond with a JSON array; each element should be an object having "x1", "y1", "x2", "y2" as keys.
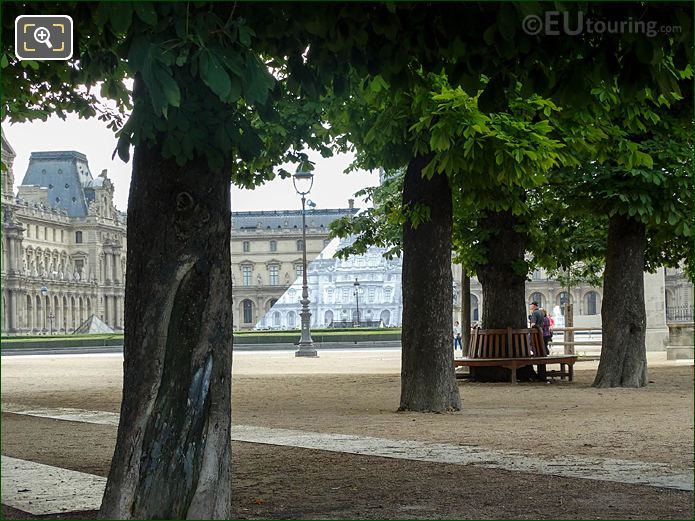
[
  {"x1": 585, "y1": 291, "x2": 600, "y2": 315},
  {"x1": 380, "y1": 309, "x2": 391, "y2": 326},
  {"x1": 557, "y1": 292, "x2": 572, "y2": 315},
  {"x1": 324, "y1": 310, "x2": 333, "y2": 326},
  {"x1": 529, "y1": 292, "x2": 545, "y2": 309},
  {"x1": 75, "y1": 231, "x2": 83, "y2": 244},
  {"x1": 272, "y1": 311, "x2": 281, "y2": 327},
  {"x1": 269, "y1": 240, "x2": 277, "y2": 252},
  {"x1": 242, "y1": 300, "x2": 253, "y2": 324},
  {"x1": 296, "y1": 240, "x2": 304, "y2": 251},
  {"x1": 470, "y1": 294, "x2": 479, "y2": 322},
  {"x1": 288, "y1": 311, "x2": 297, "y2": 328}
]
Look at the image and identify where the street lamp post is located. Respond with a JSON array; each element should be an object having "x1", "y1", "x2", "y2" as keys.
[
  {"x1": 353, "y1": 278, "x2": 360, "y2": 327},
  {"x1": 293, "y1": 163, "x2": 317, "y2": 357},
  {"x1": 40, "y1": 286, "x2": 54, "y2": 335}
]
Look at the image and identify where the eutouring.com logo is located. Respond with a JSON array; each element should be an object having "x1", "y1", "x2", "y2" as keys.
[{"x1": 522, "y1": 11, "x2": 682, "y2": 37}]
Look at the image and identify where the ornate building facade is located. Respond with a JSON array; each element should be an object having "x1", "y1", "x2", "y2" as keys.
[
  {"x1": 1, "y1": 136, "x2": 127, "y2": 334},
  {"x1": 230, "y1": 205, "x2": 358, "y2": 329},
  {"x1": 258, "y1": 237, "x2": 403, "y2": 329}
]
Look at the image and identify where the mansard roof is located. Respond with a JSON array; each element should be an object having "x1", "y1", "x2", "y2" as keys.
[
  {"x1": 232, "y1": 208, "x2": 358, "y2": 230},
  {"x1": 22, "y1": 151, "x2": 94, "y2": 217}
]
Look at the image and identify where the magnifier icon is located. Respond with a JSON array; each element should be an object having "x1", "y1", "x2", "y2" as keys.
[{"x1": 33, "y1": 26, "x2": 53, "y2": 48}]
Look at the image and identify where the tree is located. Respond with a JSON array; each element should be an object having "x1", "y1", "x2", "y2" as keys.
[
  {"x1": 550, "y1": 88, "x2": 693, "y2": 387},
  {"x1": 3, "y1": 2, "x2": 324, "y2": 517}
]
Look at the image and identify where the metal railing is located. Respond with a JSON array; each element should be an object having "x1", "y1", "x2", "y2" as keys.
[
  {"x1": 666, "y1": 306, "x2": 693, "y2": 323},
  {"x1": 548, "y1": 327, "x2": 602, "y2": 356}
]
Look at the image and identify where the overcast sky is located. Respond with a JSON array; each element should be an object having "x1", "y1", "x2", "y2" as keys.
[{"x1": 5, "y1": 115, "x2": 380, "y2": 213}]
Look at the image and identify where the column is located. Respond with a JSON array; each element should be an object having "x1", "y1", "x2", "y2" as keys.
[
  {"x1": 114, "y1": 296, "x2": 120, "y2": 329},
  {"x1": 6, "y1": 236, "x2": 14, "y2": 274},
  {"x1": 644, "y1": 267, "x2": 669, "y2": 351},
  {"x1": 9, "y1": 291, "x2": 17, "y2": 332},
  {"x1": 105, "y1": 253, "x2": 112, "y2": 284}
]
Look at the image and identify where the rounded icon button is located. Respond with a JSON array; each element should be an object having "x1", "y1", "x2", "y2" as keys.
[{"x1": 33, "y1": 26, "x2": 53, "y2": 48}]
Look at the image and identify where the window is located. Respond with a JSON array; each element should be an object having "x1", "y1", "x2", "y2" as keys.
[
  {"x1": 529, "y1": 292, "x2": 544, "y2": 308},
  {"x1": 368, "y1": 287, "x2": 376, "y2": 303},
  {"x1": 295, "y1": 264, "x2": 303, "y2": 278},
  {"x1": 296, "y1": 239, "x2": 304, "y2": 251},
  {"x1": 44, "y1": 227, "x2": 48, "y2": 240},
  {"x1": 323, "y1": 239, "x2": 331, "y2": 247},
  {"x1": 269, "y1": 265, "x2": 279, "y2": 285},
  {"x1": 52, "y1": 228, "x2": 56, "y2": 242},
  {"x1": 342, "y1": 288, "x2": 350, "y2": 302},
  {"x1": 75, "y1": 231, "x2": 83, "y2": 244},
  {"x1": 585, "y1": 291, "x2": 599, "y2": 315},
  {"x1": 384, "y1": 287, "x2": 392, "y2": 302},
  {"x1": 242, "y1": 266, "x2": 252, "y2": 286},
  {"x1": 269, "y1": 240, "x2": 277, "y2": 252},
  {"x1": 242, "y1": 241, "x2": 250, "y2": 253},
  {"x1": 60, "y1": 230, "x2": 64, "y2": 242},
  {"x1": 242, "y1": 300, "x2": 253, "y2": 323},
  {"x1": 558, "y1": 292, "x2": 571, "y2": 315}
]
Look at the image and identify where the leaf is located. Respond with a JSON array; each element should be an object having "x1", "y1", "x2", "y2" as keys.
[
  {"x1": 238, "y1": 24, "x2": 254, "y2": 47},
  {"x1": 127, "y1": 36, "x2": 150, "y2": 73},
  {"x1": 109, "y1": 2, "x2": 133, "y2": 33},
  {"x1": 200, "y1": 51, "x2": 231, "y2": 100},
  {"x1": 134, "y1": 2, "x2": 158, "y2": 26},
  {"x1": 153, "y1": 65, "x2": 181, "y2": 107},
  {"x1": 0, "y1": 54, "x2": 8, "y2": 68}
]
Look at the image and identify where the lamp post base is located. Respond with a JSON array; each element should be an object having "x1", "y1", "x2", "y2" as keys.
[{"x1": 295, "y1": 344, "x2": 318, "y2": 357}]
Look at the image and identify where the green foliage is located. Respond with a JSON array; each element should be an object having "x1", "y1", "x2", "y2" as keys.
[{"x1": 329, "y1": 170, "x2": 404, "y2": 260}]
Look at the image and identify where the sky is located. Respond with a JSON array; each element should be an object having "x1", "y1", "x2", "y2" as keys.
[{"x1": 4, "y1": 114, "x2": 381, "y2": 213}]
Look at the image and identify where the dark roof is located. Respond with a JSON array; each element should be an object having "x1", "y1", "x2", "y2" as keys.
[
  {"x1": 232, "y1": 208, "x2": 358, "y2": 230},
  {"x1": 22, "y1": 151, "x2": 94, "y2": 217}
]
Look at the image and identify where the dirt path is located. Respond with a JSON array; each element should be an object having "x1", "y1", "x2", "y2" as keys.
[{"x1": 1, "y1": 351, "x2": 693, "y2": 519}]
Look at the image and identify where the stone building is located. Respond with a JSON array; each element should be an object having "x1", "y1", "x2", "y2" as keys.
[
  {"x1": 452, "y1": 263, "x2": 693, "y2": 350},
  {"x1": 259, "y1": 237, "x2": 404, "y2": 329},
  {"x1": 1, "y1": 137, "x2": 127, "y2": 334},
  {"x1": 230, "y1": 205, "x2": 358, "y2": 329}
]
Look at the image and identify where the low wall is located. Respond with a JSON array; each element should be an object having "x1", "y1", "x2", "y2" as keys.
[
  {"x1": 1, "y1": 332, "x2": 402, "y2": 351},
  {"x1": 665, "y1": 322, "x2": 694, "y2": 360}
]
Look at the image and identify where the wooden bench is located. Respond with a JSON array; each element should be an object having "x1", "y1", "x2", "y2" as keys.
[{"x1": 455, "y1": 326, "x2": 578, "y2": 384}]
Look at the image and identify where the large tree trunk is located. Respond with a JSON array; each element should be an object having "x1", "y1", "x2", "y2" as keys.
[
  {"x1": 473, "y1": 209, "x2": 529, "y2": 381},
  {"x1": 593, "y1": 214, "x2": 647, "y2": 388},
  {"x1": 99, "y1": 137, "x2": 233, "y2": 518},
  {"x1": 399, "y1": 155, "x2": 461, "y2": 412}
]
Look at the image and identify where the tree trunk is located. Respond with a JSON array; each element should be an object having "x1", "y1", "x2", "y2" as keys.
[
  {"x1": 399, "y1": 155, "x2": 460, "y2": 412},
  {"x1": 473, "y1": 209, "x2": 529, "y2": 381},
  {"x1": 461, "y1": 272, "x2": 471, "y2": 356},
  {"x1": 99, "y1": 138, "x2": 233, "y2": 518},
  {"x1": 593, "y1": 214, "x2": 647, "y2": 388}
]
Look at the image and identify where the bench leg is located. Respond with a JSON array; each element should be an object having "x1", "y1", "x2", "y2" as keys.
[
  {"x1": 568, "y1": 364, "x2": 574, "y2": 382},
  {"x1": 560, "y1": 363, "x2": 566, "y2": 380},
  {"x1": 510, "y1": 366, "x2": 517, "y2": 384}
]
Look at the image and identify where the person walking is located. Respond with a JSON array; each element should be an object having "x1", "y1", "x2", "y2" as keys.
[
  {"x1": 528, "y1": 302, "x2": 548, "y2": 382},
  {"x1": 453, "y1": 321, "x2": 462, "y2": 355},
  {"x1": 541, "y1": 307, "x2": 553, "y2": 355}
]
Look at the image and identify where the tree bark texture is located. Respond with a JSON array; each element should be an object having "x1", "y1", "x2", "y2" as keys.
[
  {"x1": 399, "y1": 155, "x2": 461, "y2": 412},
  {"x1": 473, "y1": 209, "x2": 529, "y2": 381},
  {"x1": 593, "y1": 214, "x2": 648, "y2": 388},
  {"x1": 99, "y1": 140, "x2": 233, "y2": 518}
]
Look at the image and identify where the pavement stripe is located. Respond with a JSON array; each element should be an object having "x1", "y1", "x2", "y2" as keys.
[
  {"x1": 1, "y1": 456, "x2": 106, "y2": 515},
  {"x1": 3, "y1": 404, "x2": 693, "y2": 493}
]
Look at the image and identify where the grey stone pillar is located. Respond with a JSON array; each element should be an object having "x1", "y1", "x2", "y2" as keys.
[{"x1": 644, "y1": 267, "x2": 669, "y2": 351}]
